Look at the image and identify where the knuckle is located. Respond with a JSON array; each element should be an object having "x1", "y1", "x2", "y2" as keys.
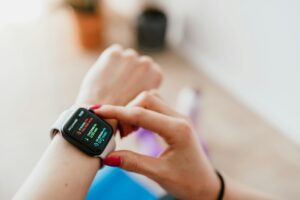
[
  {"x1": 109, "y1": 44, "x2": 122, "y2": 49},
  {"x1": 156, "y1": 163, "x2": 169, "y2": 178},
  {"x1": 139, "y1": 91, "x2": 153, "y2": 104},
  {"x1": 108, "y1": 48, "x2": 122, "y2": 58},
  {"x1": 121, "y1": 153, "x2": 139, "y2": 171},
  {"x1": 139, "y1": 56, "x2": 154, "y2": 70},
  {"x1": 130, "y1": 107, "x2": 144, "y2": 120},
  {"x1": 140, "y1": 55, "x2": 154, "y2": 64},
  {"x1": 157, "y1": 166, "x2": 177, "y2": 185},
  {"x1": 123, "y1": 49, "x2": 138, "y2": 61},
  {"x1": 128, "y1": 160, "x2": 139, "y2": 172},
  {"x1": 177, "y1": 119, "x2": 192, "y2": 135},
  {"x1": 154, "y1": 67, "x2": 163, "y2": 86},
  {"x1": 149, "y1": 64, "x2": 163, "y2": 87}
]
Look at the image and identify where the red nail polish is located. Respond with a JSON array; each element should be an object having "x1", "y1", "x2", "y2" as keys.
[
  {"x1": 103, "y1": 156, "x2": 121, "y2": 167},
  {"x1": 89, "y1": 104, "x2": 101, "y2": 110}
]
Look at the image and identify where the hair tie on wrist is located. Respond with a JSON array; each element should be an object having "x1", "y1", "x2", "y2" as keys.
[{"x1": 216, "y1": 170, "x2": 225, "y2": 200}]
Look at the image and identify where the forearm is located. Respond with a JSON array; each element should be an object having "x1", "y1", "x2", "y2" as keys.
[
  {"x1": 13, "y1": 44, "x2": 163, "y2": 200},
  {"x1": 14, "y1": 133, "x2": 100, "y2": 200}
]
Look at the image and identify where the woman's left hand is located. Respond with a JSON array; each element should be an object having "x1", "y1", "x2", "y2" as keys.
[{"x1": 76, "y1": 44, "x2": 163, "y2": 107}]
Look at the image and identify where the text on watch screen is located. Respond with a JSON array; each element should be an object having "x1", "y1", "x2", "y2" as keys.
[{"x1": 63, "y1": 108, "x2": 111, "y2": 152}]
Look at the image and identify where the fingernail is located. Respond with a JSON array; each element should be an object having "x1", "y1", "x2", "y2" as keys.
[
  {"x1": 103, "y1": 156, "x2": 121, "y2": 167},
  {"x1": 89, "y1": 104, "x2": 101, "y2": 110}
]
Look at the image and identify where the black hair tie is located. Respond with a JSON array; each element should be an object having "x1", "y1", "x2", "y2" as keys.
[{"x1": 216, "y1": 171, "x2": 225, "y2": 200}]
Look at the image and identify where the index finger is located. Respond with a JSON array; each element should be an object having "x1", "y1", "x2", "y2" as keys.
[{"x1": 95, "y1": 105, "x2": 181, "y2": 145}]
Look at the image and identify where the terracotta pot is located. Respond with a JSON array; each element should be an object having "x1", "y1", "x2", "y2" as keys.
[{"x1": 73, "y1": 9, "x2": 105, "y2": 50}]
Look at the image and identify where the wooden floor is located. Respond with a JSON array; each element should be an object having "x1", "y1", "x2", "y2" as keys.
[{"x1": 0, "y1": 9, "x2": 299, "y2": 199}]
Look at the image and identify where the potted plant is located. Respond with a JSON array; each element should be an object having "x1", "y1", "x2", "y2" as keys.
[{"x1": 68, "y1": 0, "x2": 105, "y2": 50}]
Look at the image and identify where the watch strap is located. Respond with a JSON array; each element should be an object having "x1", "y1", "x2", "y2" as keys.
[
  {"x1": 99, "y1": 135, "x2": 116, "y2": 159},
  {"x1": 50, "y1": 109, "x2": 75, "y2": 139},
  {"x1": 50, "y1": 106, "x2": 116, "y2": 158}
]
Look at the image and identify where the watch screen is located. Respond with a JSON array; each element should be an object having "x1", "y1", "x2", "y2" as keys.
[{"x1": 62, "y1": 108, "x2": 113, "y2": 155}]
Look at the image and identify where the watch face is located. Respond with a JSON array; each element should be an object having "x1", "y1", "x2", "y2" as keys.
[{"x1": 62, "y1": 108, "x2": 113, "y2": 156}]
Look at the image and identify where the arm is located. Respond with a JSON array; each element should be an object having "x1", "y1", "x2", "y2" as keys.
[
  {"x1": 13, "y1": 45, "x2": 162, "y2": 200},
  {"x1": 95, "y1": 91, "x2": 275, "y2": 200},
  {"x1": 14, "y1": 134, "x2": 99, "y2": 200}
]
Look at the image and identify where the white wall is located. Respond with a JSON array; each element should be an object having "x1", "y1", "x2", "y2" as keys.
[
  {"x1": 0, "y1": 0, "x2": 43, "y2": 25},
  {"x1": 169, "y1": 0, "x2": 300, "y2": 144}
]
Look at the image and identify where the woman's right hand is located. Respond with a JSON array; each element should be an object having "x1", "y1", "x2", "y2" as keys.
[{"x1": 95, "y1": 91, "x2": 220, "y2": 200}]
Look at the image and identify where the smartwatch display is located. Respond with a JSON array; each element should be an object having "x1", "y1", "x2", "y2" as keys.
[{"x1": 50, "y1": 107, "x2": 115, "y2": 158}]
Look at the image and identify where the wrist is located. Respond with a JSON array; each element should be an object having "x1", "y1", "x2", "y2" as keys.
[
  {"x1": 191, "y1": 170, "x2": 220, "y2": 200},
  {"x1": 55, "y1": 106, "x2": 117, "y2": 148},
  {"x1": 52, "y1": 133, "x2": 101, "y2": 167},
  {"x1": 51, "y1": 107, "x2": 117, "y2": 167},
  {"x1": 76, "y1": 89, "x2": 126, "y2": 106}
]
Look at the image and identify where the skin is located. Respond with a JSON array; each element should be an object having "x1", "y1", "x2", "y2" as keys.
[
  {"x1": 13, "y1": 44, "x2": 162, "y2": 200},
  {"x1": 95, "y1": 91, "x2": 275, "y2": 200},
  {"x1": 14, "y1": 44, "x2": 274, "y2": 200}
]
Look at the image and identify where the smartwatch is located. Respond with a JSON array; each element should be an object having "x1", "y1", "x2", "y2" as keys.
[{"x1": 50, "y1": 107, "x2": 115, "y2": 159}]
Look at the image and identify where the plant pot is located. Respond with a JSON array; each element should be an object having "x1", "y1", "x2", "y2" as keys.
[{"x1": 73, "y1": 9, "x2": 105, "y2": 50}]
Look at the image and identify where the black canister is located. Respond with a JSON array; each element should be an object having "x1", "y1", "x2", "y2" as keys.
[{"x1": 137, "y1": 8, "x2": 167, "y2": 51}]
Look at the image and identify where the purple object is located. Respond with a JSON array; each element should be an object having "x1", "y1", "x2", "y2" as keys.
[
  {"x1": 136, "y1": 128, "x2": 164, "y2": 157},
  {"x1": 187, "y1": 90, "x2": 209, "y2": 156},
  {"x1": 135, "y1": 88, "x2": 209, "y2": 158},
  {"x1": 176, "y1": 88, "x2": 209, "y2": 157}
]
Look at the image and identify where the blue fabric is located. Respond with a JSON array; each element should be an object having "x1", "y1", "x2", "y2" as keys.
[{"x1": 86, "y1": 167, "x2": 157, "y2": 200}]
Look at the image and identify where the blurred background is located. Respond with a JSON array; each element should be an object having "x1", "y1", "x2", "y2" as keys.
[{"x1": 0, "y1": 0, "x2": 300, "y2": 199}]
